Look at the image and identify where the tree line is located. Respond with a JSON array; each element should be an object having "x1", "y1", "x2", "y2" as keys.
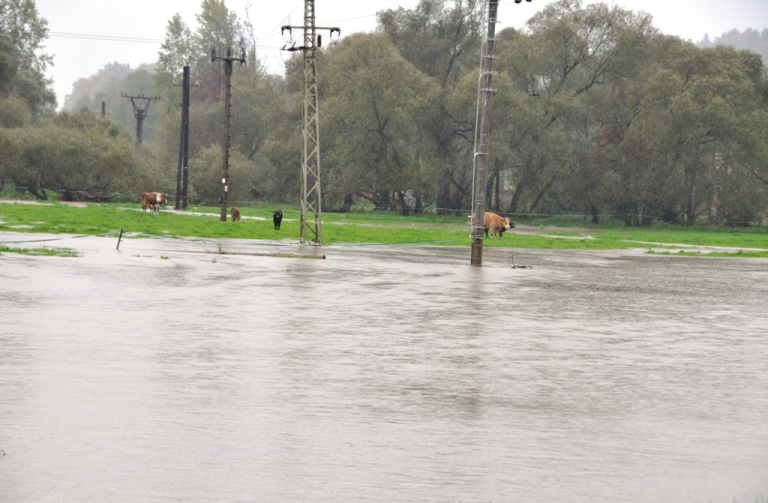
[
  {"x1": 2, "y1": 0, "x2": 767, "y2": 225},
  {"x1": 698, "y1": 28, "x2": 768, "y2": 66}
]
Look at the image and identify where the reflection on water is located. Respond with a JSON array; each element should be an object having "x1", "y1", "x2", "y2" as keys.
[{"x1": 1, "y1": 235, "x2": 767, "y2": 502}]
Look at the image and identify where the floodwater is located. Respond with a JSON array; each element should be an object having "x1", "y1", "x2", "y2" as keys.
[{"x1": 1, "y1": 232, "x2": 767, "y2": 503}]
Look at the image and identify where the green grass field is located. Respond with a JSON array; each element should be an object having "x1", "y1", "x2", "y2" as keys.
[
  {"x1": 1, "y1": 201, "x2": 767, "y2": 256},
  {"x1": 0, "y1": 245, "x2": 80, "y2": 257}
]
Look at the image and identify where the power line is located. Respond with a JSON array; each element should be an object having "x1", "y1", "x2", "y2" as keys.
[
  {"x1": 49, "y1": 32, "x2": 164, "y2": 44},
  {"x1": 48, "y1": 31, "x2": 282, "y2": 50},
  {"x1": 258, "y1": 1, "x2": 305, "y2": 45}
]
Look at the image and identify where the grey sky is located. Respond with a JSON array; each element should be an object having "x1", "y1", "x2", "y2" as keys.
[{"x1": 34, "y1": 0, "x2": 768, "y2": 109}]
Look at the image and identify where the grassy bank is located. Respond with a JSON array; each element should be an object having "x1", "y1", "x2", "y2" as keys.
[{"x1": 1, "y1": 201, "x2": 767, "y2": 255}]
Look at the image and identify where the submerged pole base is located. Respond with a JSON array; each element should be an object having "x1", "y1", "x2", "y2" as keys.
[{"x1": 471, "y1": 238, "x2": 484, "y2": 265}]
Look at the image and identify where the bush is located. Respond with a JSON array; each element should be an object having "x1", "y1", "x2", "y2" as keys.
[{"x1": 189, "y1": 146, "x2": 270, "y2": 206}]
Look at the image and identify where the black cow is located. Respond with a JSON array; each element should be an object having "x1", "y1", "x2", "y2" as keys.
[{"x1": 273, "y1": 210, "x2": 283, "y2": 230}]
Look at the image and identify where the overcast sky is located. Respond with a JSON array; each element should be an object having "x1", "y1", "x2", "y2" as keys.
[{"x1": 34, "y1": 0, "x2": 768, "y2": 109}]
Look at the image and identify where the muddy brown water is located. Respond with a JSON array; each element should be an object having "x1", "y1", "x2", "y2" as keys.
[{"x1": 1, "y1": 232, "x2": 767, "y2": 502}]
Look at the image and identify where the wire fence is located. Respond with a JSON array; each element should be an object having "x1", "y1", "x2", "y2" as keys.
[{"x1": 1, "y1": 186, "x2": 142, "y2": 203}]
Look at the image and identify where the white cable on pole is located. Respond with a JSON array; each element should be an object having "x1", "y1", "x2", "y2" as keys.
[{"x1": 470, "y1": 0, "x2": 489, "y2": 231}]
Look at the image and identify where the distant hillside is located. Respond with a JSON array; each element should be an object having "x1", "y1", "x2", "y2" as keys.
[
  {"x1": 698, "y1": 28, "x2": 768, "y2": 65},
  {"x1": 63, "y1": 62, "x2": 160, "y2": 143},
  {"x1": 63, "y1": 62, "x2": 131, "y2": 111}
]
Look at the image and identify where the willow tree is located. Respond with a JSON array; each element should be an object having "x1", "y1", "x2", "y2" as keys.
[{"x1": 321, "y1": 33, "x2": 438, "y2": 213}]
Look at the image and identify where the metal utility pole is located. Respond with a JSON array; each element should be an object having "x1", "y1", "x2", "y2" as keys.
[
  {"x1": 175, "y1": 66, "x2": 192, "y2": 210},
  {"x1": 281, "y1": 2, "x2": 340, "y2": 244},
  {"x1": 212, "y1": 47, "x2": 246, "y2": 222},
  {"x1": 121, "y1": 93, "x2": 161, "y2": 145}
]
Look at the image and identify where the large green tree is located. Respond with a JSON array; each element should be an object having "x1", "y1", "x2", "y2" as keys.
[
  {"x1": 0, "y1": 0, "x2": 52, "y2": 72},
  {"x1": 378, "y1": 0, "x2": 485, "y2": 213},
  {"x1": 0, "y1": 0, "x2": 56, "y2": 118},
  {"x1": 154, "y1": 14, "x2": 195, "y2": 96},
  {"x1": 493, "y1": 0, "x2": 658, "y2": 219},
  {"x1": 321, "y1": 33, "x2": 438, "y2": 213}
]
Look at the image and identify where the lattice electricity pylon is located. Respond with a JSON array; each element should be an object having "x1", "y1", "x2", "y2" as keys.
[
  {"x1": 281, "y1": 1, "x2": 339, "y2": 244},
  {"x1": 121, "y1": 93, "x2": 161, "y2": 145}
]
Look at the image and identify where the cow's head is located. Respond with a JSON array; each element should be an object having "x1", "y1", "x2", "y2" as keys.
[
  {"x1": 504, "y1": 217, "x2": 515, "y2": 229},
  {"x1": 156, "y1": 193, "x2": 167, "y2": 204}
]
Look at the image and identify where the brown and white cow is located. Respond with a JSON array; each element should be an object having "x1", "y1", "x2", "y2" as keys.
[
  {"x1": 472, "y1": 211, "x2": 514, "y2": 238},
  {"x1": 140, "y1": 192, "x2": 167, "y2": 214}
]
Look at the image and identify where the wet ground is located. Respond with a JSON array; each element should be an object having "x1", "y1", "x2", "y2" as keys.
[{"x1": 1, "y1": 232, "x2": 767, "y2": 503}]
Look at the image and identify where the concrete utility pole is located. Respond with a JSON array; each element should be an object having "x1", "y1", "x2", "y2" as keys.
[
  {"x1": 281, "y1": 2, "x2": 339, "y2": 244},
  {"x1": 175, "y1": 66, "x2": 192, "y2": 210},
  {"x1": 212, "y1": 47, "x2": 246, "y2": 222},
  {"x1": 470, "y1": 0, "x2": 500, "y2": 265},
  {"x1": 120, "y1": 93, "x2": 161, "y2": 145},
  {"x1": 470, "y1": 0, "x2": 530, "y2": 265}
]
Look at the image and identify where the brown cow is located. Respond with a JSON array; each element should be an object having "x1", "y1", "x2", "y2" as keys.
[
  {"x1": 231, "y1": 207, "x2": 241, "y2": 222},
  {"x1": 472, "y1": 211, "x2": 514, "y2": 238},
  {"x1": 140, "y1": 192, "x2": 167, "y2": 214}
]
